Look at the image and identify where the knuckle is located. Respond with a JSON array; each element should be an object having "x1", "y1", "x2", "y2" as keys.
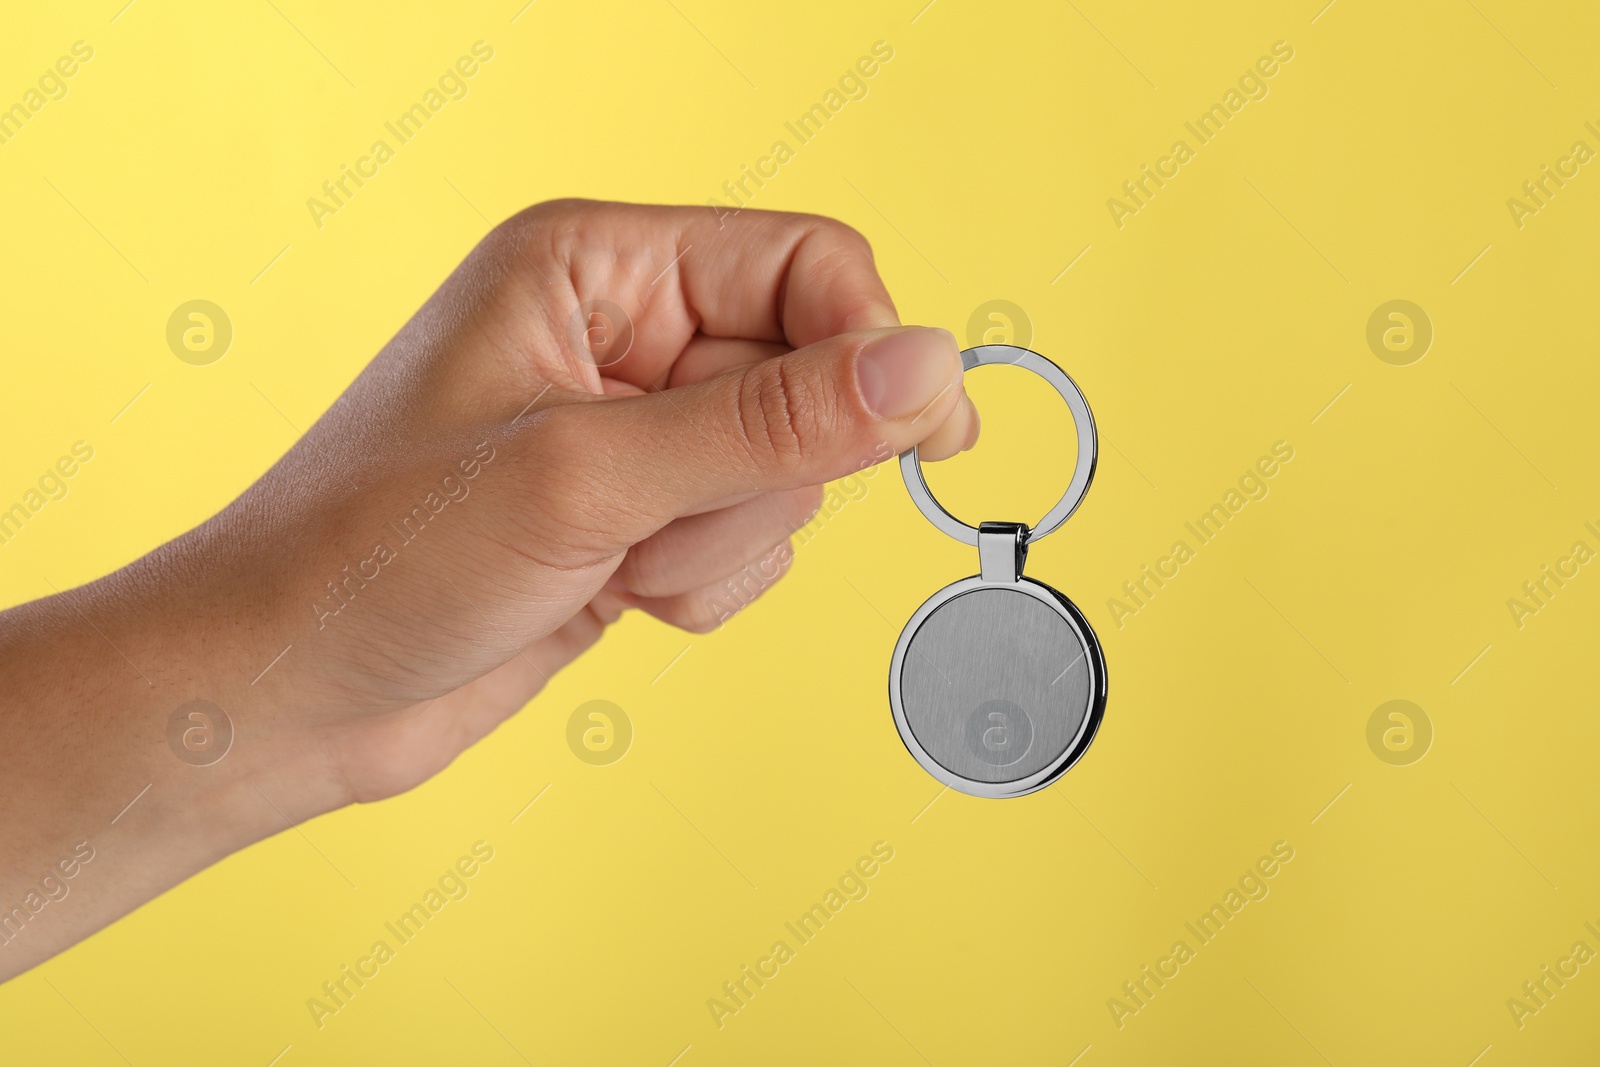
[
  {"x1": 797, "y1": 222, "x2": 887, "y2": 326},
  {"x1": 689, "y1": 587, "x2": 744, "y2": 632},
  {"x1": 515, "y1": 403, "x2": 639, "y2": 547},
  {"x1": 500, "y1": 197, "x2": 592, "y2": 234},
  {"x1": 660, "y1": 588, "x2": 730, "y2": 634},
  {"x1": 825, "y1": 217, "x2": 875, "y2": 258},
  {"x1": 793, "y1": 212, "x2": 873, "y2": 255},
  {"x1": 808, "y1": 218, "x2": 877, "y2": 274},
  {"x1": 487, "y1": 199, "x2": 597, "y2": 279},
  {"x1": 678, "y1": 604, "x2": 725, "y2": 635},
  {"x1": 520, "y1": 402, "x2": 586, "y2": 470}
]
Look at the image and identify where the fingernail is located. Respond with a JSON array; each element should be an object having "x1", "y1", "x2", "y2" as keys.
[{"x1": 856, "y1": 327, "x2": 960, "y2": 420}]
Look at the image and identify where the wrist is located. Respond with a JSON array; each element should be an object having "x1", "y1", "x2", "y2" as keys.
[
  {"x1": 18, "y1": 537, "x2": 353, "y2": 834},
  {"x1": 0, "y1": 555, "x2": 355, "y2": 979}
]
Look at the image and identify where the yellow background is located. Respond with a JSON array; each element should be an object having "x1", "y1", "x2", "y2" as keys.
[{"x1": 3, "y1": 0, "x2": 1599, "y2": 1063}]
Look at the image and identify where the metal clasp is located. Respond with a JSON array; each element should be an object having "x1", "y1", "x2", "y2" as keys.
[{"x1": 978, "y1": 521, "x2": 1029, "y2": 583}]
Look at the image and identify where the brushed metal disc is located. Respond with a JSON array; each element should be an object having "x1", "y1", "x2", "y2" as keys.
[{"x1": 893, "y1": 580, "x2": 1103, "y2": 795}]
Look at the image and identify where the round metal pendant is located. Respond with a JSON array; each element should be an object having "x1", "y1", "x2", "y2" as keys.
[
  {"x1": 888, "y1": 342, "x2": 1106, "y2": 799},
  {"x1": 889, "y1": 575, "x2": 1106, "y2": 799}
]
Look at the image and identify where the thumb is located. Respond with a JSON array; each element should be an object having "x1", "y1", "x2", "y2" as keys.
[{"x1": 568, "y1": 325, "x2": 964, "y2": 543}]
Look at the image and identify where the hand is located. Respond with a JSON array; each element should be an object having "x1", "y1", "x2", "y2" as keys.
[
  {"x1": 0, "y1": 200, "x2": 976, "y2": 979},
  {"x1": 231, "y1": 199, "x2": 979, "y2": 802}
]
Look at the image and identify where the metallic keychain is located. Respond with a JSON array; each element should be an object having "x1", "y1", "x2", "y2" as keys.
[{"x1": 889, "y1": 343, "x2": 1107, "y2": 799}]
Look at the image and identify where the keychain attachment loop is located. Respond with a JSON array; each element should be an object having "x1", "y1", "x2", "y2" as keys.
[{"x1": 899, "y1": 344, "x2": 1097, "y2": 547}]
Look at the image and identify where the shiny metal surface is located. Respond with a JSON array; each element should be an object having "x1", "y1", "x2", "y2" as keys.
[
  {"x1": 889, "y1": 576, "x2": 1106, "y2": 799},
  {"x1": 888, "y1": 341, "x2": 1106, "y2": 798},
  {"x1": 977, "y1": 521, "x2": 1028, "y2": 583},
  {"x1": 899, "y1": 344, "x2": 1097, "y2": 547}
]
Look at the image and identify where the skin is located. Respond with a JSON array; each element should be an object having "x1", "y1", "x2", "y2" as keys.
[{"x1": 0, "y1": 200, "x2": 977, "y2": 981}]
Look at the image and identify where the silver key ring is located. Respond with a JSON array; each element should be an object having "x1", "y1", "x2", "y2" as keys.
[{"x1": 898, "y1": 344, "x2": 1098, "y2": 546}]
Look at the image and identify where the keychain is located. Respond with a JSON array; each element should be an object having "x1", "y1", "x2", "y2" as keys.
[{"x1": 888, "y1": 343, "x2": 1107, "y2": 799}]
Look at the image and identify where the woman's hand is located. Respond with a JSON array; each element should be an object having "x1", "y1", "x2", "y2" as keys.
[{"x1": 0, "y1": 200, "x2": 976, "y2": 980}]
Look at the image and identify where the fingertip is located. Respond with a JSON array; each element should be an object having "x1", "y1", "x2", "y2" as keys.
[
  {"x1": 855, "y1": 326, "x2": 962, "y2": 422},
  {"x1": 910, "y1": 390, "x2": 979, "y2": 462}
]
